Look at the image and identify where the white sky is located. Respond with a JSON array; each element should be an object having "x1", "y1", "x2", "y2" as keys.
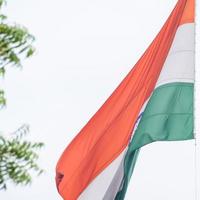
[{"x1": 0, "y1": 0, "x2": 200, "y2": 199}]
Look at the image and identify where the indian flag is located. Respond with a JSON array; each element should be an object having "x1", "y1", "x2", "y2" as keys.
[{"x1": 56, "y1": 0, "x2": 195, "y2": 199}]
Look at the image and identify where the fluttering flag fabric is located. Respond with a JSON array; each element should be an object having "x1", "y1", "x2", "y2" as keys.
[{"x1": 56, "y1": 0, "x2": 194, "y2": 199}]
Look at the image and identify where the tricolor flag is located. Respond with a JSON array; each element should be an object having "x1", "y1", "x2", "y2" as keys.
[{"x1": 56, "y1": 0, "x2": 195, "y2": 199}]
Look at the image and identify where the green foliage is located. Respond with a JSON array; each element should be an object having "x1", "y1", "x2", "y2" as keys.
[
  {"x1": 0, "y1": 20, "x2": 35, "y2": 69},
  {"x1": 0, "y1": 0, "x2": 35, "y2": 108},
  {"x1": 0, "y1": 0, "x2": 44, "y2": 190},
  {"x1": 0, "y1": 0, "x2": 6, "y2": 9},
  {"x1": 0, "y1": 90, "x2": 5, "y2": 107},
  {"x1": 0, "y1": 125, "x2": 44, "y2": 190}
]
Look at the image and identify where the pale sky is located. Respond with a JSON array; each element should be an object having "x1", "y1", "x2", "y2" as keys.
[{"x1": 0, "y1": 0, "x2": 200, "y2": 199}]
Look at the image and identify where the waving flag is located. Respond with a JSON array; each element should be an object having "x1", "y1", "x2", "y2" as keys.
[{"x1": 56, "y1": 0, "x2": 194, "y2": 199}]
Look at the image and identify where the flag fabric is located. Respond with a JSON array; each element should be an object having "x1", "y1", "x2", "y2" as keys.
[{"x1": 56, "y1": 0, "x2": 194, "y2": 199}]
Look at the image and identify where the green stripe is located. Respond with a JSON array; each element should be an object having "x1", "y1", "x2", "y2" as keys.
[{"x1": 115, "y1": 82, "x2": 194, "y2": 200}]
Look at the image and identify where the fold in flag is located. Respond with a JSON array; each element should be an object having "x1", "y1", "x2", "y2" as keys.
[{"x1": 56, "y1": 0, "x2": 195, "y2": 199}]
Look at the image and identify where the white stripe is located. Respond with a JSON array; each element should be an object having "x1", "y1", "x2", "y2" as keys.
[
  {"x1": 78, "y1": 150, "x2": 126, "y2": 200},
  {"x1": 103, "y1": 152, "x2": 126, "y2": 200},
  {"x1": 78, "y1": 23, "x2": 194, "y2": 200},
  {"x1": 103, "y1": 102, "x2": 147, "y2": 200},
  {"x1": 156, "y1": 23, "x2": 194, "y2": 87}
]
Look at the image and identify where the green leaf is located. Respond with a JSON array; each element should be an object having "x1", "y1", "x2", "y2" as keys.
[
  {"x1": 0, "y1": 14, "x2": 7, "y2": 21},
  {"x1": 26, "y1": 46, "x2": 35, "y2": 57},
  {"x1": 0, "y1": 67, "x2": 5, "y2": 76}
]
